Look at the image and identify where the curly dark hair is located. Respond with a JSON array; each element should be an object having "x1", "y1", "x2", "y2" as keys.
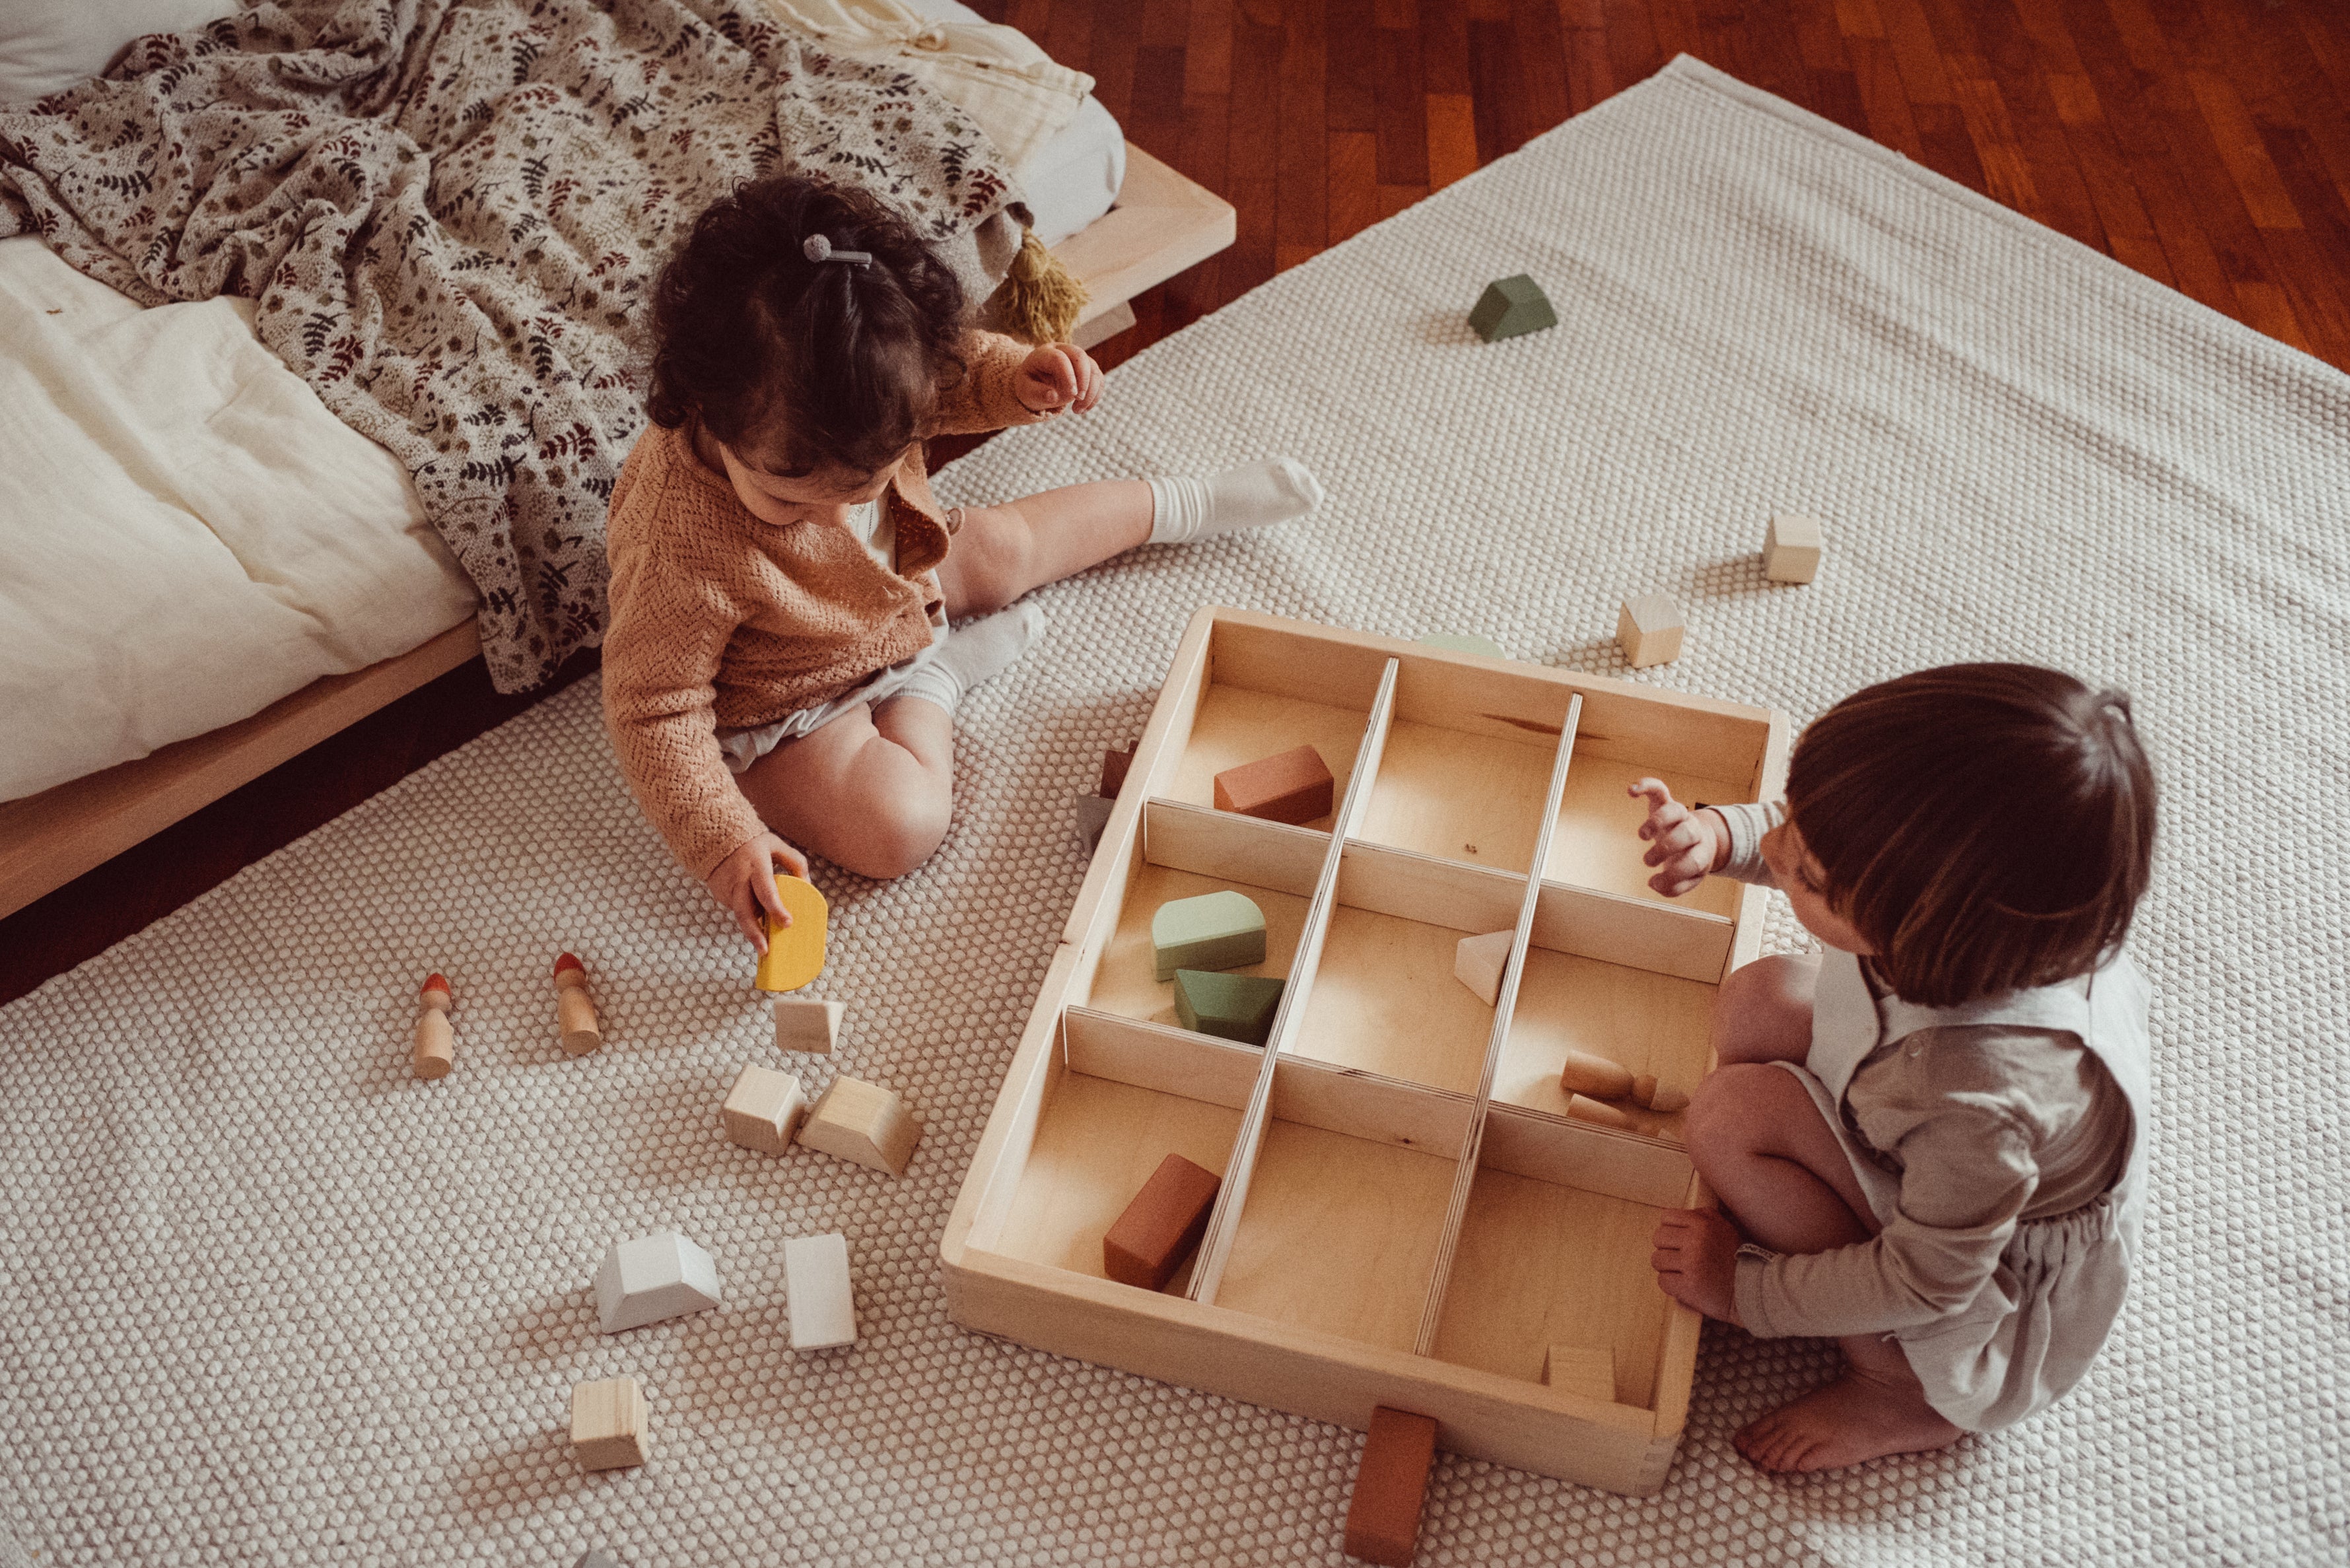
[
  {"x1": 644, "y1": 174, "x2": 966, "y2": 477},
  {"x1": 1787, "y1": 663, "x2": 2158, "y2": 1007}
]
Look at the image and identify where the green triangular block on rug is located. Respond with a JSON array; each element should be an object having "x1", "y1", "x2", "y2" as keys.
[
  {"x1": 1173, "y1": 971, "x2": 1286, "y2": 1047},
  {"x1": 1469, "y1": 274, "x2": 1557, "y2": 341}
]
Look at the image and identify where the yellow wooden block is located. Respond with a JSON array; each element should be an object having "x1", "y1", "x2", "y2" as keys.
[{"x1": 755, "y1": 876, "x2": 829, "y2": 994}]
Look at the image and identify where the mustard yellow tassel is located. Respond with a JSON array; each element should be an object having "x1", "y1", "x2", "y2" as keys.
[{"x1": 988, "y1": 225, "x2": 1089, "y2": 345}]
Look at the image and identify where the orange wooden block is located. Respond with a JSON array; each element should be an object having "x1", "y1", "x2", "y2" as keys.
[
  {"x1": 1212, "y1": 745, "x2": 1333, "y2": 825},
  {"x1": 1344, "y1": 1407, "x2": 1438, "y2": 1565},
  {"x1": 1102, "y1": 1153, "x2": 1220, "y2": 1291},
  {"x1": 755, "y1": 876, "x2": 829, "y2": 993},
  {"x1": 1099, "y1": 743, "x2": 1138, "y2": 798}
]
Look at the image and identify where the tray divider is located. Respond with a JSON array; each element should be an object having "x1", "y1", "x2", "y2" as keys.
[
  {"x1": 1187, "y1": 657, "x2": 1400, "y2": 1305},
  {"x1": 1412, "y1": 693, "x2": 1584, "y2": 1355}
]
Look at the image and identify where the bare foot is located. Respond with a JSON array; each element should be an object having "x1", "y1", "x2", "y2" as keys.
[{"x1": 1733, "y1": 1370, "x2": 1964, "y2": 1473}]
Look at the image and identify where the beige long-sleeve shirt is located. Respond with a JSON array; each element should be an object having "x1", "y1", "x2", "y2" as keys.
[{"x1": 1707, "y1": 802, "x2": 2133, "y2": 1340}]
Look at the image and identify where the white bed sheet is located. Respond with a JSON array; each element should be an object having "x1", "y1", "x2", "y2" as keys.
[{"x1": 0, "y1": 238, "x2": 477, "y2": 803}]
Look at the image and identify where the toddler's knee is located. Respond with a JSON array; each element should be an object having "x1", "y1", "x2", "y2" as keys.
[
  {"x1": 1684, "y1": 1063, "x2": 1789, "y2": 1159},
  {"x1": 836, "y1": 792, "x2": 952, "y2": 881},
  {"x1": 1711, "y1": 953, "x2": 1818, "y2": 1066}
]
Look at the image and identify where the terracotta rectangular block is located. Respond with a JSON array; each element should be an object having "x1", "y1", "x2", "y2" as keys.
[
  {"x1": 1343, "y1": 1407, "x2": 1438, "y2": 1565},
  {"x1": 1212, "y1": 744, "x2": 1334, "y2": 825},
  {"x1": 1102, "y1": 1153, "x2": 1221, "y2": 1291}
]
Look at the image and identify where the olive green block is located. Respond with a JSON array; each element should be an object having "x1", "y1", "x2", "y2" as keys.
[
  {"x1": 1150, "y1": 891, "x2": 1267, "y2": 981},
  {"x1": 1173, "y1": 971, "x2": 1286, "y2": 1047},
  {"x1": 1469, "y1": 275, "x2": 1557, "y2": 342}
]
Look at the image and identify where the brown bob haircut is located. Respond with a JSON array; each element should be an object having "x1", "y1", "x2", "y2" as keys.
[
  {"x1": 644, "y1": 174, "x2": 966, "y2": 477},
  {"x1": 1785, "y1": 663, "x2": 2157, "y2": 1007}
]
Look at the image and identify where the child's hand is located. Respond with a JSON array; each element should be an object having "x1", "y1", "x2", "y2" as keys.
[
  {"x1": 1630, "y1": 778, "x2": 1729, "y2": 897},
  {"x1": 1016, "y1": 342, "x2": 1103, "y2": 417},
  {"x1": 705, "y1": 831, "x2": 812, "y2": 953},
  {"x1": 1651, "y1": 1209, "x2": 1743, "y2": 1324}
]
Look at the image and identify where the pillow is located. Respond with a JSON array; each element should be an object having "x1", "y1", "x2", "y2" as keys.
[{"x1": 0, "y1": 0, "x2": 240, "y2": 108}]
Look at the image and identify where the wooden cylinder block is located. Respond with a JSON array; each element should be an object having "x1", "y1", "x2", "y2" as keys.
[
  {"x1": 1566, "y1": 1094, "x2": 1633, "y2": 1130},
  {"x1": 553, "y1": 953, "x2": 602, "y2": 1056},
  {"x1": 1647, "y1": 1085, "x2": 1692, "y2": 1115},
  {"x1": 1558, "y1": 1050, "x2": 1633, "y2": 1101},
  {"x1": 412, "y1": 974, "x2": 454, "y2": 1080}
]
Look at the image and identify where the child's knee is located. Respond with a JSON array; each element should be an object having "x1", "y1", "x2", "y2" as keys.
[
  {"x1": 942, "y1": 506, "x2": 1030, "y2": 616},
  {"x1": 1711, "y1": 952, "x2": 1818, "y2": 1065},
  {"x1": 835, "y1": 790, "x2": 951, "y2": 881},
  {"x1": 1684, "y1": 1063, "x2": 1794, "y2": 1159}
]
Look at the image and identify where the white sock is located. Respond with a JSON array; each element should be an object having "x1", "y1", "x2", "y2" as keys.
[
  {"x1": 895, "y1": 603, "x2": 1046, "y2": 716},
  {"x1": 1145, "y1": 458, "x2": 1325, "y2": 546}
]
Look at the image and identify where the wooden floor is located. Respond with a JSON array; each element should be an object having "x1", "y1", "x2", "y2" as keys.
[{"x1": 6, "y1": 0, "x2": 2345, "y2": 1004}]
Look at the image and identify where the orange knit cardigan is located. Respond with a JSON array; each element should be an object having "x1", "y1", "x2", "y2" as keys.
[{"x1": 602, "y1": 330, "x2": 1049, "y2": 877}]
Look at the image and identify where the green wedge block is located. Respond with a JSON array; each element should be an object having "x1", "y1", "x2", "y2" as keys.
[
  {"x1": 1150, "y1": 891, "x2": 1266, "y2": 981},
  {"x1": 1469, "y1": 274, "x2": 1557, "y2": 342},
  {"x1": 1173, "y1": 970, "x2": 1286, "y2": 1046},
  {"x1": 1416, "y1": 632, "x2": 1506, "y2": 658}
]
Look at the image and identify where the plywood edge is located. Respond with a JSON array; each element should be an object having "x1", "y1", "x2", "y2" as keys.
[
  {"x1": 943, "y1": 945, "x2": 1083, "y2": 1262},
  {"x1": 1056, "y1": 143, "x2": 1236, "y2": 334},
  {"x1": 0, "y1": 619, "x2": 482, "y2": 918}
]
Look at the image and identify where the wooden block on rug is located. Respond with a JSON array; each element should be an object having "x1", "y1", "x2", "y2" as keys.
[
  {"x1": 773, "y1": 996, "x2": 843, "y2": 1054},
  {"x1": 1468, "y1": 274, "x2": 1556, "y2": 342},
  {"x1": 1764, "y1": 512, "x2": 1822, "y2": 583},
  {"x1": 1616, "y1": 594, "x2": 1684, "y2": 668},
  {"x1": 1453, "y1": 930, "x2": 1512, "y2": 1006},
  {"x1": 1173, "y1": 969, "x2": 1284, "y2": 1046},
  {"x1": 1075, "y1": 792, "x2": 1115, "y2": 854},
  {"x1": 1558, "y1": 1049, "x2": 1634, "y2": 1101},
  {"x1": 594, "y1": 1232, "x2": 722, "y2": 1334},
  {"x1": 1151, "y1": 891, "x2": 1268, "y2": 980},
  {"x1": 784, "y1": 1233, "x2": 857, "y2": 1350},
  {"x1": 553, "y1": 951, "x2": 601, "y2": 1056},
  {"x1": 1541, "y1": 1344, "x2": 1617, "y2": 1404},
  {"x1": 1103, "y1": 1153, "x2": 1222, "y2": 1291},
  {"x1": 411, "y1": 972, "x2": 454, "y2": 1080},
  {"x1": 1211, "y1": 745, "x2": 1333, "y2": 825},
  {"x1": 755, "y1": 875, "x2": 829, "y2": 994},
  {"x1": 1344, "y1": 1407, "x2": 1439, "y2": 1565},
  {"x1": 570, "y1": 1377, "x2": 648, "y2": 1471},
  {"x1": 722, "y1": 1064, "x2": 806, "y2": 1156},
  {"x1": 798, "y1": 1076, "x2": 921, "y2": 1177}
]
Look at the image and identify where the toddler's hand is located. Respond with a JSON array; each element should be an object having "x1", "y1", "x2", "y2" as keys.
[
  {"x1": 1016, "y1": 342, "x2": 1103, "y2": 417},
  {"x1": 1630, "y1": 778, "x2": 1728, "y2": 897},
  {"x1": 1651, "y1": 1209, "x2": 1743, "y2": 1324},
  {"x1": 705, "y1": 831, "x2": 811, "y2": 953}
]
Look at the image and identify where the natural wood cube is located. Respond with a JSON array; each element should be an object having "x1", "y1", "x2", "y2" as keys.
[
  {"x1": 784, "y1": 1232, "x2": 857, "y2": 1350},
  {"x1": 1212, "y1": 744, "x2": 1334, "y2": 825},
  {"x1": 1542, "y1": 1343, "x2": 1617, "y2": 1404},
  {"x1": 773, "y1": 997, "x2": 843, "y2": 1054},
  {"x1": 1103, "y1": 1153, "x2": 1222, "y2": 1290},
  {"x1": 798, "y1": 1075, "x2": 922, "y2": 1178},
  {"x1": 570, "y1": 1377, "x2": 648, "y2": 1471},
  {"x1": 1616, "y1": 594, "x2": 1685, "y2": 668},
  {"x1": 722, "y1": 1064, "x2": 807, "y2": 1156},
  {"x1": 1453, "y1": 930, "x2": 1512, "y2": 1006},
  {"x1": 1344, "y1": 1407, "x2": 1439, "y2": 1565},
  {"x1": 1764, "y1": 512, "x2": 1822, "y2": 583},
  {"x1": 1150, "y1": 891, "x2": 1267, "y2": 980}
]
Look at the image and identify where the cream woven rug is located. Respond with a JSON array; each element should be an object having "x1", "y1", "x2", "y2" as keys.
[{"x1": 4, "y1": 56, "x2": 2345, "y2": 1567}]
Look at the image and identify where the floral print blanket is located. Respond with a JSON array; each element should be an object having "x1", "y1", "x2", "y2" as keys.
[{"x1": 0, "y1": 0, "x2": 1023, "y2": 690}]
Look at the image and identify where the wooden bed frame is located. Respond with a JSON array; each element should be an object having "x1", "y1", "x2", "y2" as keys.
[
  {"x1": 0, "y1": 145, "x2": 1233, "y2": 920},
  {"x1": 943, "y1": 608, "x2": 1789, "y2": 1494}
]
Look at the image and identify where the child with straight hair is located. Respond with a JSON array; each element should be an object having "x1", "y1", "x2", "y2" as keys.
[
  {"x1": 1632, "y1": 664, "x2": 2157, "y2": 1472},
  {"x1": 603, "y1": 175, "x2": 1323, "y2": 947}
]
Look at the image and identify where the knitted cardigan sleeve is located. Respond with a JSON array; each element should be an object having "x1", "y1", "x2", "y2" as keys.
[
  {"x1": 928, "y1": 330, "x2": 1057, "y2": 435},
  {"x1": 602, "y1": 456, "x2": 770, "y2": 881}
]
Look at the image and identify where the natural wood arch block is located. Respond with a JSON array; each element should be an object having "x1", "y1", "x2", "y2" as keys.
[
  {"x1": 1764, "y1": 512, "x2": 1822, "y2": 584},
  {"x1": 1103, "y1": 1153, "x2": 1222, "y2": 1290},
  {"x1": 1616, "y1": 595, "x2": 1684, "y2": 669},
  {"x1": 1344, "y1": 1407, "x2": 1439, "y2": 1565},
  {"x1": 570, "y1": 1377, "x2": 648, "y2": 1471},
  {"x1": 755, "y1": 875, "x2": 829, "y2": 994},
  {"x1": 798, "y1": 1076, "x2": 921, "y2": 1178},
  {"x1": 722, "y1": 1064, "x2": 806, "y2": 1157},
  {"x1": 1212, "y1": 744, "x2": 1333, "y2": 825}
]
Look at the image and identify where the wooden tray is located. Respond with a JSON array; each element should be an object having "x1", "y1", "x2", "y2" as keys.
[{"x1": 942, "y1": 607, "x2": 1788, "y2": 1494}]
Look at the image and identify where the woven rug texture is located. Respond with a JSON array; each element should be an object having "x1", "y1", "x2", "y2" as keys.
[{"x1": 2, "y1": 55, "x2": 2344, "y2": 1568}]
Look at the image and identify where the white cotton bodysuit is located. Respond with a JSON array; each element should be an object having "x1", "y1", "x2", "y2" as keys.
[{"x1": 1710, "y1": 801, "x2": 2149, "y2": 1432}]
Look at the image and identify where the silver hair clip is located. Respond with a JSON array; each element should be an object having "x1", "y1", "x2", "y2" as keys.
[{"x1": 802, "y1": 234, "x2": 872, "y2": 266}]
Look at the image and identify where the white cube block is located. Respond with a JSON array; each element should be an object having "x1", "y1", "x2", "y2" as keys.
[
  {"x1": 773, "y1": 997, "x2": 843, "y2": 1054},
  {"x1": 1764, "y1": 512, "x2": 1823, "y2": 584},
  {"x1": 594, "y1": 1231, "x2": 722, "y2": 1335},
  {"x1": 1454, "y1": 930, "x2": 1513, "y2": 1006},
  {"x1": 784, "y1": 1233, "x2": 857, "y2": 1351}
]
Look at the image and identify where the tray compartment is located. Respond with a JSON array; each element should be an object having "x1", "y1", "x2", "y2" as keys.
[
  {"x1": 1489, "y1": 946, "x2": 1714, "y2": 1132},
  {"x1": 1541, "y1": 755, "x2": 1752, "y2": 916},
  {"x1": 1086, "y1": 860, "x2": 1314, "y2": 1028}
]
